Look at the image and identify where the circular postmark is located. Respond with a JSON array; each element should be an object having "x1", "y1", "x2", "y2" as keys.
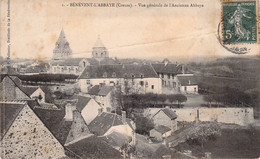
[{"x1": 218, "y1": 1, "x2": 258, "y2": 54}]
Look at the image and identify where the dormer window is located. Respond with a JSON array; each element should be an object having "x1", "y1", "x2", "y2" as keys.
[
  {"x1": 112, "y1": 72, "x2": 116, "y2": 78},
  {"x1": 140, "y1": 74, "x2": 144, "y2": 79},
  {"x1": 103, "y1": 72, "x2": 107, "y2": 78},
  {"x1": 131, "y1": 74, "x2": 135, "y2": 78}
]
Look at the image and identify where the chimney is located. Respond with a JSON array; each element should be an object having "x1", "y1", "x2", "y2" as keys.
[
  {"x1": 122, "y1": 111, "x2": 126, "y2": 124},
  {"x1": 64, "y1": 103, "x2": 76, "y2": 121},
  {"x1": 182, "y1": 65, "x2": 185, "y2": 74},
  {"x1": 98, "y1": 108, "x2": 103, "y2": 115}
]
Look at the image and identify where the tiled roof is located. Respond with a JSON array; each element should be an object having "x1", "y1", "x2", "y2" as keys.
[
  {"x1": 101, "y1": 131, "x2": 132, "y2": 148},
  {"x1": 88, "y1": 85, "x2": 113, "y2": 96},
  {"x1": 88, "y1": 85, "x2": 100, "y2": 96},
  {"x1": 153, "y1": 125, "x2": 171, "y2": 134},
  {"x1": 0, "y1": 102, "x2": 25, "y2": 139},
  {"x1": 88, "y1": 112, "x2": 125, "y2": 136},
  {"x1": 79, "y1": 64, "x2": 158, "y2": 79},
  {"x1": 65, "y1": 135, "x2": 121, "y2": 159},
  {"x1": 152, "y1": 63, "x2": 182, "y2": 74},
  {"x1": 33, "y1": 107, "x2": 73, "y2": 145},
  {"x1": 0, "y1": 75, "x2": 31, "y2": 100},
  {"x1": 153, "y1": 108, "x2": 177, "y2": 120},
  {"x1": 177, "y1": 75, "x2": 197, "y2": 86},
  {"x1": 20, "y1": 86, "x2": 39, "y2": 96},
  {"x1": 98, "y1": 86, "x2": 113, "y2": 96},
  {"x1": 162, "y1": 108, "x2": 177, "y2": 120},
  {"x1": 72, "y1": 95, "x2": 92, "y2": 112}
]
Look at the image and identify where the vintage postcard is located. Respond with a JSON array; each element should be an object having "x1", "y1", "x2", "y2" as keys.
[{"x1": 0, "y1": 0, "x2": 259, "y2": 158}]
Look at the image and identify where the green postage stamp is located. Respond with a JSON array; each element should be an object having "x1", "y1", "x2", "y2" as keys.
[{"x1": 221, "y1": 1, "x2": 258, "y2": 44}]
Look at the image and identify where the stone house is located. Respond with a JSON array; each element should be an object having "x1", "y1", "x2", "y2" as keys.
[
  {"x1": 151, "y1": 60, "x2": 198, "y2": 94},
  {"x1": 150, "y1": 125, "x2": 172, "y2": 141},
  {"x1": 88, "y1": 111, "x2": 136, "y2": 146},
  {"x1": 152, "y1": 108, "x2": 178, "y2": 132},
  {"x1": 0, "y1": 75, "x2": 30, "y2": 100},
  {"x1": 72, "y1": 95, "x2": 103, "y2": 124},
  {"x1": 88, "y1": 85, "x2": 113, "y2": 112},
  {"x1": 78, "y1": 64, "x2": 162, "y2": 94},
  {"x1": 0, "y1": 101, "x2": 67, "y2": 158},
  {"x1": 176, "y1": 74, "x2": 198, "y2": 94},
  {"x1": 33, "y1": 102, "x2": 92, "y2": 146}
]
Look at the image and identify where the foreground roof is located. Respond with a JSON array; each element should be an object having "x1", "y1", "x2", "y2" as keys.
[
  {"x1": 0, "y1": 102, "x2": 25, "y2": 139},
  {"x1": 100, "y1": 131, "x2": 132, "y2": 148},
  {"x1": 65, "y1": 135, "x2": 121, "y2": 159},
  {"x1": 88, "y1": 112, "x2": 124, "y2": 136},
  {"x1": 33, "y1": 107, "x2": 73, "y2": 145},
  {"x1": 79, "y1": 64, "x2": 158, "y2": 79}
]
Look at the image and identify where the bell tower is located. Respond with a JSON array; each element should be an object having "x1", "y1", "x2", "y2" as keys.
[
  {"x1": 92, "y1": 35, "x2": 108, "y2": 58},
  {"x1": 52, "y1": 29, "x2": 72, "y2": 60}
]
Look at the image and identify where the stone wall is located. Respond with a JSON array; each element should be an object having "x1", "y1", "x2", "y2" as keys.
[
  {"x1": 1, "y1": 104, "x2": 66, "y2": 158},
  {"x1": 147, "y1": 107, "x2": 255, "y2": 126}
]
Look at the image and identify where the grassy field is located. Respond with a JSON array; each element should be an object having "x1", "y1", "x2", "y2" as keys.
[{"x1": 175, "y1": 128, "x2": 260, "y2": 158}]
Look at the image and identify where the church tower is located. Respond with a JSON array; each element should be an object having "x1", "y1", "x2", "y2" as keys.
[
  {"x1": 92, "y1": 35, "x2": 108, "y2": 58},
  {"x1": 52, "y1": 29, "x2": 72, "y2": 60}
]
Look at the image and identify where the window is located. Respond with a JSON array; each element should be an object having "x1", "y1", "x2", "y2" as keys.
[
  {"x1": 131, "y1": 74, "x2": 135, "y2": 78},
  {"x1": 184, "y1": 86, "x2": 187, "y2": 91},
  {"x1": 81, "y1": 127, "x2": 84, "y2": 132},
  {"x1": 83, "y1": 61, "x2": 86, "y2": 67},
  {"x1": 162, "y1": 80, "x2": 164, "y2": 86},
  {"x1": 161, "y1": 73, "x2": 164, "y2": 78},
  {"x1": 168, "y1": 81, "x2": 171, "y2": 87},
  {"x1": 140, "y1": 81, "x2": 144, "y2": 86},
  {"x1": 68, "y1": 68, "x2": 71, "y2": 73},
  {"x1": 86, "y1": 80, "x2": 90, "y2": 84},
  {"x1": 167, "y1": 74, "x2": 170, "y2": 79},
  {"x1": 61, "y1": 68, "x2": 64, "y2": 73},
  {"x1": 145, "y1": 81, "x2": 148, "y2": 87},
  {"x1": 173, "y1": 82, "x2": 176, "y2": 88},
  {"x1": 151, "y1": 85, "x2": 154, "y2": 89},
  {"x1": 140, "y1": 74, "x2": 144, "y2": 79},
  {"x1": 194, "y1": 87, "x2": 197, "y2": 92}
]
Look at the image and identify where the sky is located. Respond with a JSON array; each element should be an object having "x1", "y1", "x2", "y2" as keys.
[{"x1": 0, "y1": 0, "x2": 259, "y2": 62}]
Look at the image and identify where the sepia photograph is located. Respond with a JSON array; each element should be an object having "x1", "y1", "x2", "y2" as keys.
[{"x1": 0, "y1": 0, "x2": 259, "y2": 158}]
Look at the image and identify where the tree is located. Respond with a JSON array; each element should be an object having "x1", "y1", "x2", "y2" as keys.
[
  {"x1": 134, "y1": 115, "x2": 154, "y2": 135},
  {"x1": 188, "y1": 123, "x2": 221, "y2": 148},
  {"x1": 175, "y1": 94, "x2": 187, "y2": 107}
]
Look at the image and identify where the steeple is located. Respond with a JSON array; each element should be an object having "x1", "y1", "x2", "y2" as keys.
[
  {"x1": 52, "y1": 29, "x2": 72, "y2": 60},
  {"x1": 92, "y1": 35, "x2": 108, "y2": 58}
]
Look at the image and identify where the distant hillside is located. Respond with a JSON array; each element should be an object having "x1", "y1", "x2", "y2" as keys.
[{"x1": 188, "y1": 56, "x2": 260, "y2": 92}]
